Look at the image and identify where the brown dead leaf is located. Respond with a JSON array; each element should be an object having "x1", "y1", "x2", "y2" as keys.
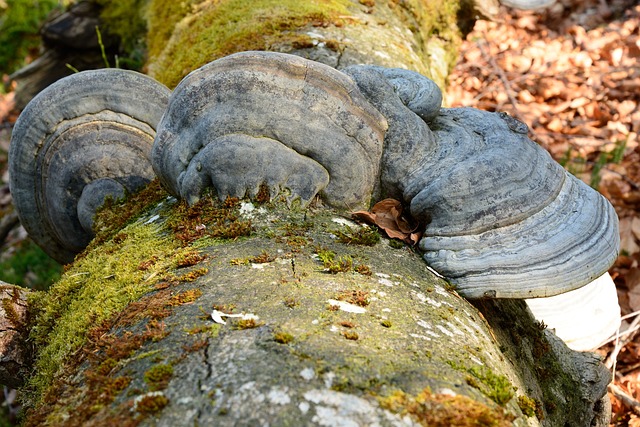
[
  {"x1": 0, "y1": 92, "x2": 15, "y2": 123},
  {"x1": 619, "y1": 217, "x2": 640, "y2": 255},
  {"x1": 352, "y1": 199, "x2": 422, "y2": 245},
  {"x1": 627, "y1": 267, "x2": 640, "y2": 312}
]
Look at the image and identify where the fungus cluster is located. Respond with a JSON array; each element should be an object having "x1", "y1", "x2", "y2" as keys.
[{"x1": 8, "y1": 51, "x2": 621, "y2": 350}]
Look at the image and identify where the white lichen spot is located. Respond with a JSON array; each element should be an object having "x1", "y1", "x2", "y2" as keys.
[
  {"x1": 299, "y1": 401, "x2": 311, "y2": 414},
  {"x1": 211, "y1": 310, "x2": 259, "y2": 325},
  {"x1": 323, "y1": 372, "x2": 335, "y2": 389},
  {"x1": 376, "y1": 273, "x2": 390, "y2": 279},
  {"x1": 377, "y1": 291, "x2": 387, "y2": 298},
  {"x1": 382, "y1": 308, "x2": 391, "y2": 312},
  {"x1": 437, "y1": 388, "x2": 457, "y2": 397},
  {"x1": 326, "y1": 299, "x2": 366, "y2": 314},
  {"x1": 416, "y1": 319, "x2": 432, "y2": 330},
  {"x1": 377, "y1": 277, "x2": 394, "y2": 287},
  {"x1": 435, "y1": 325, "x2": 454, "y2": 337},
  {"x1": 374, "y1": 50, "x2": 391, "y2": 60},
  {"x1": 330, "y1": 325, "x2": 340, "y2": 332},
  {"x1": 267, "y1": 386, "x2": 291, "y2": 405},
  {"x1": 469, "y1": 355, "x2": 484, "y2": 366},
  {"x1": 445, "y1": 321, "x2": 465, "y2": 336},
  {"x1": 312, "y1": 319, "x2": 320, "y2": 325},
  {"x1": 435, "y1": 285, "x2": 452, "y2": 297},
  {"x1": 177, "y1": 396, "x2": 194, "y2": 405},
  {"x1": 303, "y1": 389, "x2": 386, "y2": 426},
  {"x1": 409, "y1": 333, "x2": 431, "y2": 341},
  {"x1": 251, "y1": 263, "x2": 265, "y2": 269},
  {"x1": 425, "y1": 297, "x2": 442, "y2": 308},
  {"x1": 425, "y1": 330, "x2": 441, "y2": 338},
  {"x1": 411, "y1": 291, "x2": 427, "y2": 304},
  {"x1": 300, "y1": 367, "x2": 316, "y2": 381},
  {"x1": 331, "y1": 217, "x2": 358, "y2": 227},
  {"x1": 144, "y1": 214, "x2": 160, "y2": 224},
  {"x1": 239, "y1": 201, "x2": 255, "y2": 215},
  {"x1": 306, "y1": 31, "x2": 325, "y2": 39}
]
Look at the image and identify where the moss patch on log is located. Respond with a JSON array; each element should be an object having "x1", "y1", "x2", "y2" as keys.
[
  {"x1": 20, "y1": 192, "x2": 538, "y2": 425},
  {"x1": 146, "y1": 0, "x2": 353, "y2": 88}
]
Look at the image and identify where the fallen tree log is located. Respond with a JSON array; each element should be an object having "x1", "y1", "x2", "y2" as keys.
[{"x1": 9, "y1": 196, "x2": 611, "y2": 426}]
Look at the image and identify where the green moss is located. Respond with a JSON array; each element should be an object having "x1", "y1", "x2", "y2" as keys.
[
  {"x1": 147, "y1": 0, "x2": 353, "y2": 87},
  {"x1": 342, "y1": 330, "x2": 359, "y2": 340},
  {"x1": 236, "y1": 318, "x2": 264, "y2": 329},
  {"x1": 144, "y1": 364, "x2": 174, "y2": 391},
  {"x1": 166, "y1": 195, "x2": 253, "y2": 245},
  {"x1": 135, "y1": 393, "x2": 169, "y2": 414},
  {"x1": 517, "y1": 395, "x2": 538, "y2": 418},
  {"x1": 388, "y1": 239, "x2": 405, "y2": 249},
  {"x1": 273, "y1": 331, "x2": 294, "y2": 344},
  {"x1": 387, "y1": 0, "x2": 461, "y2": 84},
  {"x1": 334, "y1": 226, "x2": 381, "y2": 246},
  {"x1": 467, "y1": 366, "x2": 515, "y2": 406},
  {"x1": 25, "y1": 217, "x2": 186, "y2": 407},
  {"x1": 379, "y1": 388, "x2": 513, "y2": 427},
  {"x1": 336, "y1": 289, "x2": 370, "y2": 307},
  {"x1": 315, "y1": 249, "x2": 354, "y2": 274},
  {"x1": 88, "y1": 179, "x2": 169, "y2": 253},
  {"x1": 0, "y1": 0, "x2": 65, "y2": 74},
  {"x1": 94, "y1": 0, "x2": 148, "y2": 68}
]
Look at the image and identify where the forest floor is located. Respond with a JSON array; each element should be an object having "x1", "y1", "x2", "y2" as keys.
[
  {"x1": 0, "y1": 0, "x2": 639, "y2": 424},
  {"x1": 445, "y1": 0, "x2": 640, "y2": 424}
]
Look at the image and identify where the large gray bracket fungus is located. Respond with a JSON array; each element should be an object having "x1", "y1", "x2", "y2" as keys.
[
  {"x1": 409, "y1": 108, "x2": 619, "y2": 299},
  {"x1": 9, "y1": 69, "x2": 170, "y2": 264},
  {"x1": 152, "y1": 51, "x2": 619, "y2": 300},
  {"x1": 151, "y1": 51, "x2": 387, "y2": 208}
]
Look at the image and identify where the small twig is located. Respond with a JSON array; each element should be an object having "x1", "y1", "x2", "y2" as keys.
[
  {"x1": 598, "y1": 322, "x2": 640, "y2": 350},
  {"x1": 605, "y1": 312, "x2": 640, "y2": 371},
  {"x1": 622, "y1": 310, "x2": 640, "y2": 321},
  {"x1": 609, "y1": 383, "x2": 640, "y2": 416}
]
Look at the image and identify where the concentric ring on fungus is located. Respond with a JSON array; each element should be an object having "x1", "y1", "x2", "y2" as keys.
[
  {"x1": 151, "y1": 51, "x2": 388, "y2": 208},
  {"x1": 9, "y1": 69, "x2": 170, "y2": 264},
  {"x1": 411, "y1": 108, "x2": 620, "y2": 298}
]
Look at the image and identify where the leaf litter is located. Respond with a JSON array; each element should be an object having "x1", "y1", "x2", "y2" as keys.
[{"x1": 446, "y1": 0, "x2": 640, "y2": 424}]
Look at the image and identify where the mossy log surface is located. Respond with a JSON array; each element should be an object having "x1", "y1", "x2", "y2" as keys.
[
  {"x1": 141, "y1": 0, "x2": 461, "y2": 89},
  {"x1": 18, "y1": 194, "x2": 609, "y2": 426}
]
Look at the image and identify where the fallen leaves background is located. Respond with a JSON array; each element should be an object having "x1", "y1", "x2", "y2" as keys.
[
  {"x1": 445, "y1": 0, "x2": 640, "y2": 424},
  {"x1": 0, "y1": 0, "x2": 639, "y2": 424}
]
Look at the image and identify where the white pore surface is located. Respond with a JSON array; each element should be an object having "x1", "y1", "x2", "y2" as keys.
[{"x1": 526, "y1": 272, "x2": 621, "y2": 351}]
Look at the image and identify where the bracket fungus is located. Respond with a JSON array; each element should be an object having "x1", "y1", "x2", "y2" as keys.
[
  {"x1": 151, "y1": 51, "x2": 387, "y2": 208},
  {"x1": 8, "y1": 51, "x2": 620, "y2": 325},
  {"x1": 9, "y1": 69, "x2": 170, "y2": 264}
]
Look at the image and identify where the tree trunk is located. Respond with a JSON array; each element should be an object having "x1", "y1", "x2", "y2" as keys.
[{"x1": 5, "y1": 1, "x2": 610, "y2": 426}]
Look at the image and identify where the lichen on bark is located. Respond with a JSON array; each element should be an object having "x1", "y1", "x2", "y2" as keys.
[{"x1": 17, "y1": 192, "x2": 607, "y2": 426}]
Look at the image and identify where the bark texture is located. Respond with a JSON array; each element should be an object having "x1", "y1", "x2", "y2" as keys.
[{"x1": 18, "y1": 199, "x2": 610, "y2": 426}]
